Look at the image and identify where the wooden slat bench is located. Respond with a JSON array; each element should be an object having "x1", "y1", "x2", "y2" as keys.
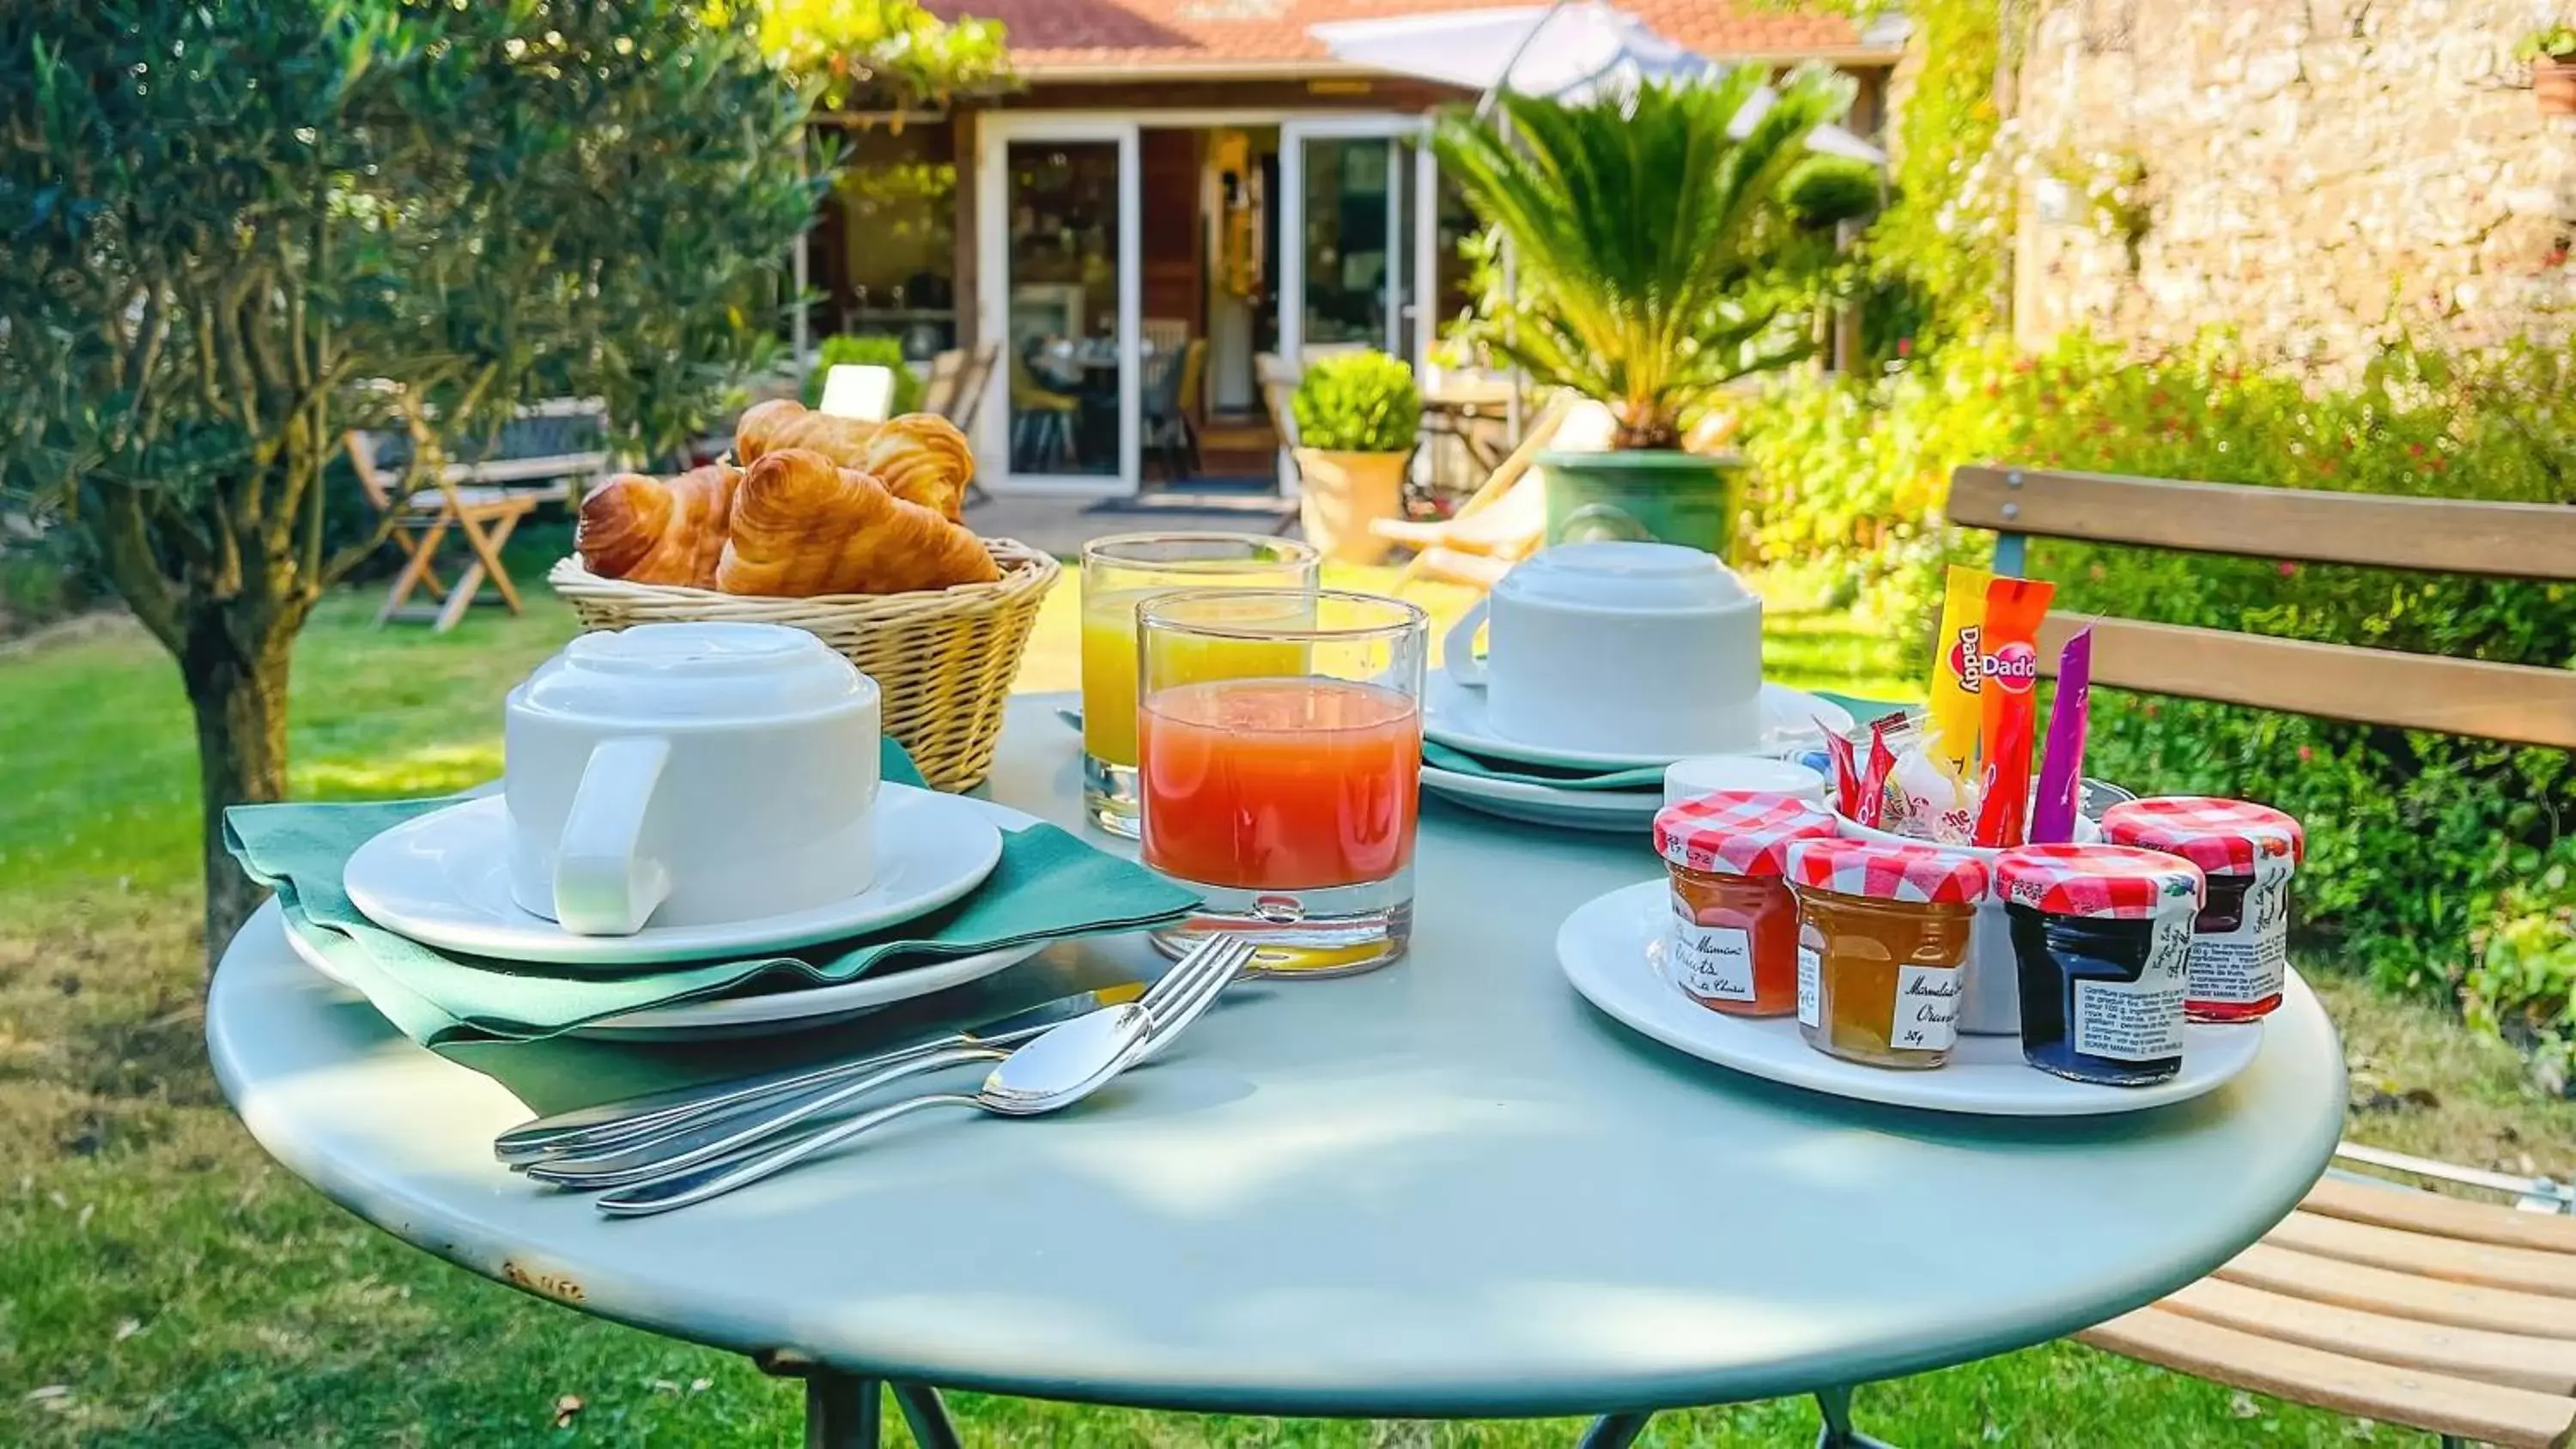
[{"x1": 1951, "y1": 463, "x2": 2576, "y2": 1446}]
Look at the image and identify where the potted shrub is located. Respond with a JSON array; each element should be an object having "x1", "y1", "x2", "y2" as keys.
[
  {"x1": 2520, "y1": 25, "x2": 2576, "y2": 115},
  {"x1": 1432, "y1": 67, "x2": 1873, "y2": 554},
  {"x1": 1291, "y1": 350, "x2": 1421, "y2": 564}
]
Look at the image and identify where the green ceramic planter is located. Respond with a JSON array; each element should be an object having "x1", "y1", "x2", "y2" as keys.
[{"x1": 1538, "y1": 448, "x2": 1742, "y2": 555}]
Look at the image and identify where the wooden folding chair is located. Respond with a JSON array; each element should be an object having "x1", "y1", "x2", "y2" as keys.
[
  {"x1": 346, "y1": 426, "x2": 541, "y2": 633},
  {"x1": 1377, "y1": 396, "x2": 1619, "y2": 596},
  {"x1": 948, "y1": 344, "x2": 1001, "y2": 506}
]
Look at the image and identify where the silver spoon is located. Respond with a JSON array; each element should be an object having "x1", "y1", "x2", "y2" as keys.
[
  {"x1": 592, "y1": 933, "x2": 1252, "y2": 1217},
  {"x1": 596, "y1": 997, "x2": 1149, "y2": 1217},
  {"x1": 527, "y1": 935, "x2": 1249, "y2": 1188}
]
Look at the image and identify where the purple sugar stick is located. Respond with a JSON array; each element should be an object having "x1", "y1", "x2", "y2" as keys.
[{"x1": 2030, "y1": 627, "x2": 2093, "y2": 843}]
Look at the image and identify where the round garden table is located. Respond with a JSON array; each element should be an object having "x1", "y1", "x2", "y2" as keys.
[{"x1": 209, "y1": 694, "x2": 2347, "y2": 1447}]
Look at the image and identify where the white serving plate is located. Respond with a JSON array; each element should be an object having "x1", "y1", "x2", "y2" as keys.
[
  {"x1": 343, "y1": 785, "x2": 1002, "y2": 967},
  {"x1": 283, "y1": 922, "x2": 1041, "y2": 1040},
  {"x1": 1417, "y1": 765, "x2": 1659, "y2": 834},
  {"x1": 1424, "y1": 676, "x2": 1856, "y2": 770},
  {"x1": 1556, "y1": 880, "x2": 2268, "y2": 1117}
]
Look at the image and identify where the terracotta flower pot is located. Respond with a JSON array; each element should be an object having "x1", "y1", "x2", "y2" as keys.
[
  {"x1": 2538, "y1": 58, "x2": 2576, "y2": 116},
  {"x1": 1293, "y1": 448, "x2": 1410, "y2": 565}
]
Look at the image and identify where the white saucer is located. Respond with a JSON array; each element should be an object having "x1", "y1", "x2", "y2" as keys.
[
  {"x1": 1424, "y1": 676, "x2": 1858, "y2": 770},
  {"x1": 343, "y1": 785, "x2": 1004, "y2": 967},
  {"x1": 1557, "y1": 880, "x2": 2268, "y2": 1117},
  {"x1": 283, "y1": 919, "x2": 1042, "y2": 1040},
  {"x1": 1418, "y1": 765, "x2": 1659, "y2": 834}
]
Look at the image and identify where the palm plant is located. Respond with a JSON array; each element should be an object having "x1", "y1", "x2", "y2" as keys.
[{"x1": 1433, "y1": 66, "x2": 1859, "y2": 450}]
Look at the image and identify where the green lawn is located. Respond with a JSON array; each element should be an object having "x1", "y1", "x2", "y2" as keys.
[{"x1": 1, "y1": 558, "x2": 2562, "y2": 1446}]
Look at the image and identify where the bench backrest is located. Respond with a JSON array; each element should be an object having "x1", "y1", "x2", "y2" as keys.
[{"x1": 1947, "y1": 465, "x2": 2576, "y2": 751}]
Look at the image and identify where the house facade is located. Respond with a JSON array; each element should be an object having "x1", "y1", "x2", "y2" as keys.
[{"x1": 813, "y1": 1, "x2": 1903, "y2": 496}]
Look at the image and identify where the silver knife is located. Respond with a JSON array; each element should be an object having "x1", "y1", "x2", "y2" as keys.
[{"x1": 492, "y1": 982, "x2": 1145, "y2": 1166}]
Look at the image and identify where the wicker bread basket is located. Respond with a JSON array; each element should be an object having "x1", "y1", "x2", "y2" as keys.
[{"x1": 546, "y1": 538, "x2": 1061, "y2": 792}]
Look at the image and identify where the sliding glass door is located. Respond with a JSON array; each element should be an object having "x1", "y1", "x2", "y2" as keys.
[
  {"x1": 1278, "y1": 118, "x2": 1437, "y2": 370},
  {"x1": 977, "y1": 118, "x2": 1139, "y2": 492}
]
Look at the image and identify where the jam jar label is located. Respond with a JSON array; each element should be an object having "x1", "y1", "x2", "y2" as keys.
[
  {"x1": 1668, "y1": 899, "x2": 1756, "y2": 1003},
  {"x1": 2074, "y1": 909, "x2": 2192, "y2": 1062},
  {"x1": 1890, "y1": 965, "x2": 1961, "y2": 1052},
  {"x1": 1796, "y1": 943, "x2": 1822, "y2": 1028},
  {"x1": 2190, "y1": 858, "x2": 2293, "y2": 1005}
]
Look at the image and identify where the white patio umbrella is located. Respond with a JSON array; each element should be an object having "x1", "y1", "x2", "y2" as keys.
[{"x1": 1307, "y1": 2, "x2": 1886, "y2": 163}]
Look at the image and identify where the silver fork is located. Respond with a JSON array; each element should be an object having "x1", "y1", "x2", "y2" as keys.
[
  {"x1": 591, "y1": 933, "x2": 1255, "y2": 1217},
  {"x1": 527, "y1": 933, "x2": 1254, "y2": 1191}
]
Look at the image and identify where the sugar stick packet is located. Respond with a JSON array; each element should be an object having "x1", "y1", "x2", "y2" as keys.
[
  {"x1": 1970, "y1": 574, "x2": 2057, "y2": 846},
  {"x1": 1857, "y1": 716, "x2": 1903, "y2": 828},
  {"x1": 2029, "y1": 627, "x2": 2093, "y2": 844},
  {"x1": 1926, "y1": 565, "x2": 1996, "y2": 779},
  {"x1": 1819, "y1": 717, "x2": 1861, "y2": 818}
]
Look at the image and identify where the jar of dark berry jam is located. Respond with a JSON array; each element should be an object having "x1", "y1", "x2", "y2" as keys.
[
  {"x1": 2101, "y1": 797, "x2": 2303, "y2": 1023},
  {"x1": 1652, "y1": 791, "x2": 1838, "y2": 1016},
  {"x1": 1994, "y1": 843, "x2": 2205, "y2": 1088}
]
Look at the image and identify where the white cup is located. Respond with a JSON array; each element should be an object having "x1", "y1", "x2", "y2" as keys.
[
  {"x1": 503, "y1": 622, "x2": 882, "y2": 936},
  {"x1": 1442, "y1": 543, "x2": 1764, "y2": 756}
]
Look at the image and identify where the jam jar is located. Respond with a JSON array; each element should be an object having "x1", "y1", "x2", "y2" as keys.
[
  {"x1": 1994, "y1": 843, "x2": 2206, "y2": 1087},
  {"x1": 1783, "y1": 837, "x2": 1989, "y2": 1070},
  {"x1": 1653, "y1": 791, "x2": 1838, "y2": 1016},
  {"x1": 2102, "y1": 797, "x2": 2303, "y2": 1022}
]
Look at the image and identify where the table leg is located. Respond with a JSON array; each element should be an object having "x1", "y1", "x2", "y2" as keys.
[
  {"x1": 803, "y1": 1371, "x2": 882, "y2": 1449},
  {"x1": 1576, "y1": 1410, "x2": 1655, "y2": 1446},
  {"x1": 1814, "y1": 1385, "x2": 1898, "y2": 1448},
  {"x1": 890, "y1": 1379, "x2": 963, "y2": 1449}
]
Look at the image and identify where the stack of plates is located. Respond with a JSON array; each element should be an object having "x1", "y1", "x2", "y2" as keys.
[
  {"x1": 307, "y1": 785, "x2": 1038, "y2": 1039},
  {"x1": 1417, "y1": 676, "x2": 1856, "y2": 834}
]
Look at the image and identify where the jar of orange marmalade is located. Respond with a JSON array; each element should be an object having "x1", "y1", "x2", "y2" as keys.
[
  {"x1": 1653, "y1": 791, "x2": 1838, "y2": 1017},
  {"x1": 1783, "y1": 837, "x2": 1990, "y2": 1070}
]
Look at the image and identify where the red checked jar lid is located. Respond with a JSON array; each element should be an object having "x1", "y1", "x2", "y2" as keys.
[
  {"x1": 1783, "y1": 837, "x2": 1990, "y2": 905},
  {"x1": 1993, "y1": 843, "x2": 2206, "y2": 919},
  {"x1": 2101, "y1": 797, "x2": 2305, "y2": 875},
  {"x1": 1654, "y1": 791, "x2": 1838, "y2": 877}
]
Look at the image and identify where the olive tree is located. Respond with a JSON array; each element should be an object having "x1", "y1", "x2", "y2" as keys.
[{"x1": 0, "y1": 0, "x2": 825, "y2": 964}]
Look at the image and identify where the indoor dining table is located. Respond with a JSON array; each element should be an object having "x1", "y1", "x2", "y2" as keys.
[{"x1": 207, "y1": 694, "x2": 2347, "y2": 1447}]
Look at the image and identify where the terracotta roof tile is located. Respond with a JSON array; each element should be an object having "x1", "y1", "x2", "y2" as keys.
[{"x1": 929, "y1": 1, "x2": 1874, "y2": 74}]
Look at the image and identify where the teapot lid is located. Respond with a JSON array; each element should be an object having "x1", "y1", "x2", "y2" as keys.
[
  {"x1": 1499, "y1": 543, "x2": 1755, "y2": 613},
  {"x1": 515, "y1": 622, "x2": 873, "y2": 724}
]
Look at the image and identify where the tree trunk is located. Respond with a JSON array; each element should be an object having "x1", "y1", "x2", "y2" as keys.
[{"x1": 181, "y1": 599, "x2": 296, "y2": 978}]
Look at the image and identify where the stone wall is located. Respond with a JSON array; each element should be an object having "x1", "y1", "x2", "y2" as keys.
[{"x1": 2012, "y1": 0, "x2": 2574, "y2": 370}]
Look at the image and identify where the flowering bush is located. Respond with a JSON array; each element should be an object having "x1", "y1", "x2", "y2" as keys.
[{"x1": 1737, "y1": 330, "x2": 2576, "y2": 1032}]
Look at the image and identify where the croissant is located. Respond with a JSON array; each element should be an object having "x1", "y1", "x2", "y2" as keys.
[
  {"x1": 715, "y1": 448, "x2": 1001, "y2": 597},
  {"x1": 864, "y1": 413, "x2": 974, "y2": 522},
  {"x1": 736, "y1": 397, "x2": 878, "y2": 470},
  {"x1": 577, "y1": 464, "x2": 738, "y2": 589}
]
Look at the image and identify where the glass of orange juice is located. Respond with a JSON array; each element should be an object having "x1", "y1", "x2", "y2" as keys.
[
  {"x1": 1079, "y1": 533, "x2": 1320, "y2": 837},
  {"x1": 1135, "y1": 590, "x2": 1428, "y2": 977}
]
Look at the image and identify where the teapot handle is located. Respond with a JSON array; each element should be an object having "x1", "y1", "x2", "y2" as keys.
[
  {"x1": 553, "y1": 735, "x2": 673, "y2": 936},
  {"x1": 1441, "y1": 597, "x2": 1492, "y2": 689}
]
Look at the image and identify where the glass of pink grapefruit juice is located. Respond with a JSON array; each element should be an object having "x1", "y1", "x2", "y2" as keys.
[{"x1": 1135, "y1": 590, "x2": 1428, "y2": 977}]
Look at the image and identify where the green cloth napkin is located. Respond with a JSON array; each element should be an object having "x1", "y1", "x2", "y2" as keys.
[
  {"x1": 222, "y1": 742, "x2": 1198, "y2": 1047},
  {"x1": 1420, "y1": 692, "x2": 1910, "y2": 791},
  {"x1": 1419, "y1": 738, "x2": 1667, "y2": 791}
]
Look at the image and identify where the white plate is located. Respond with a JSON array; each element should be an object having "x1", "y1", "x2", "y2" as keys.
[
  {"x1": 1418, "y1": 765, "x2": 1660, "y2": 834},
  {"x1": 343, "y1": 785, "x2": 1003, "y2": 967},
  {"x1": 1556, "y1": 880, "x2": 2267, "y2": 1117},
  {"x1": 1424, "y1": 676, "x2": 1858, "y2": 770},
  {"x1": 283, "y1": 919, "x2": 1042, "y2": 1040}
]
